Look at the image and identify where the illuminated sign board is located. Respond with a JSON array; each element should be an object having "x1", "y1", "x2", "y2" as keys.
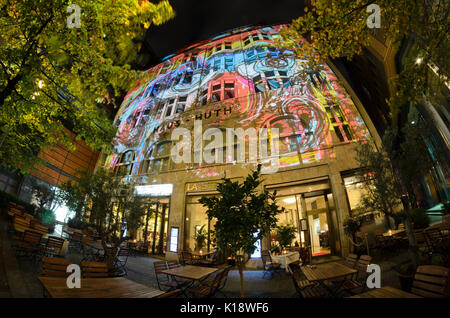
[{"x1": 135, "y1": 184, "x2": 173, "y2": 197}]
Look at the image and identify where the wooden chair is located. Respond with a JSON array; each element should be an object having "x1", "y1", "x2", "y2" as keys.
[
  {"x1": 31, "y1": 222, "x2": 49, "y2": 236},
  {"x1": 15, "y1": 230, "x2": 43, "y2": 261},
  {"x1": 338, "y1": 255, "x2": 372, "y2": 295},
  {"x1": 41, "y1": 236, "x2": 65, "y2": 257},
  {"x1": 154, "y1": 261, "x2": 184, "y2": 291},
  {"x1": 40, "y1": 257, "x2": 72, "y2": 277},
  {"x1": 181, "y1": 251, "x2": 197, "y2": 265},
  {"x1": 69, "y1": 231, "x2": 83, "y2": 252},
  {"x1": 81, "y1": 261, "x2": 109, "y2": 278},
  {"x1": 156, "y1": 289, "x2": 182, "y2": 298},
  {"x1": 344, "y1": 253, "x2": 359, "y2": 269},
  {"x1": 287, "y1": 262, "x2": 327, "y2": 298},
  {"x1": 414, "y1": 229, "x2": 432, "y2": 254},
  {"x1": 200, "y1": 266, "x2": 232, "y2": 297},
  {"x1": 115, "y1": 248, "x2": 130, "y2": 275},
  {"x1": 411, "y1": 265, "x2": 449, "y2": 298},
  {"x1": 199, "y1": 251, "x2": 219, "y2": 266},
  {"x1": 261, "y1": 250, "x2": 282, "y2": 279},
  {"x1": 187, "y1": 268, "x2": 226, "y2": 298},
  {"x1": 424, "y1": 227, "x2": 444, "y2": 251}
]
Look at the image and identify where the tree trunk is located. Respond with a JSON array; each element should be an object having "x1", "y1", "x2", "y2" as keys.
[
  {"x1": 403, "y1": 211, "x2": 419, "y2": 267},
  {"x1": 238, "y1": 260, "x2": 245, "y2": 298},
  {"x1": 385, "y1": 214, "x2": 393, "y2": 230}
]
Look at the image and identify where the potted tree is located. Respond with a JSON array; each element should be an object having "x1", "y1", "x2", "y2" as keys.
[
  {"x1": 193, "y1": 224, "x2": 207, "y2": 252},
  {"x1": 199, "y1": 165, "x2": 284, "y2": 298},
  {"x1": 276, "y1": 225, "x2": 297, "y2": 251}
]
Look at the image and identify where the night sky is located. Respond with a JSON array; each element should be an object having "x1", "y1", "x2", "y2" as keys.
[{"x1": 143, "y1": 0, "x2": 306, "y2": 67}]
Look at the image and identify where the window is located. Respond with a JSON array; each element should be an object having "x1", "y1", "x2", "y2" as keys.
[
  {"x1": 225, "y1": 57, "x2": 233, "y2": 72},
  {"x1": 183, "y1": 71, "x2": 193, "y2": 85},
  {"x1": 211, "y1": 84, "x2": 221, "y2": 103},
  {"x1": 243, "y1": 36, "x2": 251, "y2": 46},
  {"x1": 252, "y1": 34, "x2": 260, "y2": 42},
  {"x1": 176, "y1": 96, "x2": 187, "y2": 113},
  {"x1": 224, "y1": 82, "x2": 234, "y2": 100},
  {"x1": 215, "y1": 43, "x2": 222, "y2": 53},
  {"x1": 246, "y1": 50, "x2": 257, "y2": 63},
  {"x1": 253, "y1": 75, "x2": 265, "y2": 93},
  {"x1": 169, "y1": 227, "x2": 179, "y2": 253},
  {"x1": 165, "y1": 99, "x2": 175, "y2": 117},
  {"x1": 200, "y1": 88, "x2": 208, "y2": 105},
  {"x1": 224, "y1": 42, "x2": 231, "y2": 50},
  {"x1": 250, "y1": 230, "x2": 261, "y2": 259},
  {"x1": 213, "y1": 59, "x2": 221, "y2": 71}
]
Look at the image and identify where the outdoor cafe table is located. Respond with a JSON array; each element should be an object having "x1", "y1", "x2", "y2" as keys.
[
  {"x1": 348, "y1": 286, "x2": 422, "y2": 298},
  {"x1": 271, "y1": 251, "x2": 300, "y2": 272},
  {"x1": 301, "y1": 262, "x2": 357, "y2": 296},
  {"x1": 39, "y1": 277, "x2": 165, "y2": 298},
  {"x1": 161, "y1": 265, "x2": 218, "y2": 281}
]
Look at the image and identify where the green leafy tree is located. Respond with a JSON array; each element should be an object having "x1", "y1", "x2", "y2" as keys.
[
  {"x1": 199, "y1": 165, "x2": 284, "y2": 298},
  {"x1": 275, "y1": 225, "x2": 297, "y2": 250},
  {"x1": 280, "y1": 0, "x2": 449, "y2": 119},
  {"x1": 58, "y1": 168, "x2": 147, "y2": 272},
  {"x1": 193, "y1": 224, "x2": 208, "y2": 252},
  {"x1": 0, "y1": 0, "x2": 175, "y2": 173},
  {"x1": 355, "y1": 122, "x2": 434, "y2": 266}
]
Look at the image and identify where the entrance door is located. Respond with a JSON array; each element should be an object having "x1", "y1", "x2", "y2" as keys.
[{"x1": 304, "y1": 193, "x2": 331, "y2": 256}]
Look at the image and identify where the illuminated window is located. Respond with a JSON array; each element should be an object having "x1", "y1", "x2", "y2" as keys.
[
  {"x1": 253, "y1": 75, "x2": 265, "y2": 93},
  {"x1": 165, "y1": 99, "x2": 175, "y2": 117},
  {"x1": 176, "y1": 96, "x2": 187, "y2": 113},
  {"x1": 224, "y1": 42, "x2": 232, "y2": 50},
  {"x1": 243, "y1": 36, "x2": 251, "y2": 46},
  {"x1": 224, "y1": 82, "x2": 235, "y2": 100},
  {"x1": 213, "y1": 59, "x2": 221, "y2": 71},
  {"x1": 200, "y1": 88, "x2": 208, "y2": 106},
  {"x1": 211, "y1": 83, "x2": 221, "y2": 102},
  {"x1": 225, "y1": 57, "x2": 234, "y2": 72},
  {"x1": 246, "y1": 50, "x2": 257, "y2": 63},
  {"x1": 182, "y1": 71, "x2": 193, "y2": 85}
]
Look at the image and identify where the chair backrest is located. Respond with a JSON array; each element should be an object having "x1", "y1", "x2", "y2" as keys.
[
  {"x1": 413, "y1": 229, "x2": 428, "y2": 244},
  {"x1": 153, "y1": 260, "x2": 168, "y2": 275},
  {"x1": 117, "y1": 248, "x2": 130, "y2": 258},
  {"x1": 45, "y1": 236, "x2": 65, "y2": 253},
  {"x1": 71, "y1": 231, "x2": 83, "y2": 242},
  {"x1": 156, "y1": 289, "x2": 181, "y2": 298},
  {"x1": 41, "y1": 257, "x2": 72, "y2": 277},
  {"x1": 81, "y1": 261, "x2": 109, "y2": 278},
  {"x1": 167, "y1": 260, "x2": 181, "y2": 269},
  {"x1": 32, "y1": 223, "x2": 49, "y2": 235},
  {"x1": 182, "y1": 251, "x2": 193, "y2": 262},
  {"x1": 355, "y1": 255, "x2": 372, "y2": 272},
  {"x1": 287, "y1": 260, "x2": 301, "y2": 274},
  {"x1": 14, "y1": 215, "x2": 30, "y2": 227},
  {"x1": 218, "y1": 266, "x2": 232, "y2": 290},
  {"x1": 425, "y1": 227, "x2": 443, "y2": 244},
  {"x1": 82, "y1": 234, "x2": 94, "y2": 246},
  {"x1": 23, "y1": 230, "x2": 42, "y2": 245},
  {"x1": 345, "y1": 253, "x2": 359, "y2": 268},
  {"x1": 412, "y1": 265, "x2": 449, "y2": 298}
]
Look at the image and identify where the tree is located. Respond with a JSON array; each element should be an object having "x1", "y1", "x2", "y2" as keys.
[
  {"x1": 58, "y1": 168, "x2": 148, "y2": 272},
  {"x1": 354, "y1": 122, "x2": 434, "y2": 266},
  {"x1": 0, "y1": 0, "x2": 175, "y2": 173},
  {"x1": 355, "y1": 141, "x2": 403, "y2": 230},
  {"x1": 275, "y1": 225, "x2": 297, "y2": 250},
  {"x1": 280, "y1": 0, "x2": 449, "y2": 119},
  {"x1": 199, "y1": 165, "x2": 284, "y2": 298}
]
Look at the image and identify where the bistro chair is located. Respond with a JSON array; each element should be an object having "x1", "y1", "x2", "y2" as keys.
[
  {"x1": 200, "y1": 266, "x2": 232, "y2": 298},
  {"x1": 411, "y1": 265, "x2": 449, "y2": 298},
  {"x1": 15, "y1": 229, "x2": 43, "y2": 262},
  {"x1": 287, "y1": 261, "x2": 327, "y2": 298},
  {"x1": 199, "y1": 251, "x2": 219, "y2": 266},
  {"x1": 40, "y1": 257, "x2": 72, "y2": 277},
  {"x1": 424, "y1": 227, "x2": 444, "y2": 252},
  {"x1": 187, "y1": 268, "x2": 227, "y2": 298},
  {"x1": 154, "y1": 261, "x2": 189, "y2": 292},
  {"x1": 69, "y1": 231, "x2": 83, "y2": 253},
  {"x1": 261, "y1": 250, "x2": 282, "y2": 279},
  {"x1": 115, "y1": 248, "x2": 130, "y2": 275},
  {"x1": 41, "y1": 236, "x2": 65, "y2": 258},
  {"x1": 336, "y1": 255, "x2": 372, "y2": 296},
  {"x1": 181, "y1": 251, "x2": 197, "y2": 265},
  {"x1": 344, "y1": 253, "x2": 359, "y2": 269},
  {"x1": 81, "y1": 261, "x2": 109, "y2": 278}
]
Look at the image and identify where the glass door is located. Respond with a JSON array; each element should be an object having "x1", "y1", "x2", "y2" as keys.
[{"x1": 304, "y1": 193, "x2": 331, "y2": 256}]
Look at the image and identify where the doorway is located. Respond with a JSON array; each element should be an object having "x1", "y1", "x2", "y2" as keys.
[{"x1": 268, "y1": 180, "x2": 337, "y2": 257}]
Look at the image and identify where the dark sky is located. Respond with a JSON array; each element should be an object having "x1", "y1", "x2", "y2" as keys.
[{"x1": 143, "y1": 0, "x2": 306, "y2": 66}]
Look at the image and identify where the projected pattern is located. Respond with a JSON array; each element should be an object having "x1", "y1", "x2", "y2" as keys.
[{"x1": 107, "y1": 25, "x2": 369, "y2": 179}]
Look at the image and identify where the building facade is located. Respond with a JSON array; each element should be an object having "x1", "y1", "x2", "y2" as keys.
[{"x1": 104, "y1": 24, "x2": 383, "y2": 261}]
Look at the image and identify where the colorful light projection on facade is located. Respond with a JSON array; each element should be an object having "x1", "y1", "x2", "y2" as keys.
[{"x1": 106, "y1": 24, "x2": 370, "y2": 180}]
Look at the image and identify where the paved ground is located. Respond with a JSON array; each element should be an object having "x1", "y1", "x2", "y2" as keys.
[{"x1": 0, "y1": 215, "x2": 412, "y2": 298}]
